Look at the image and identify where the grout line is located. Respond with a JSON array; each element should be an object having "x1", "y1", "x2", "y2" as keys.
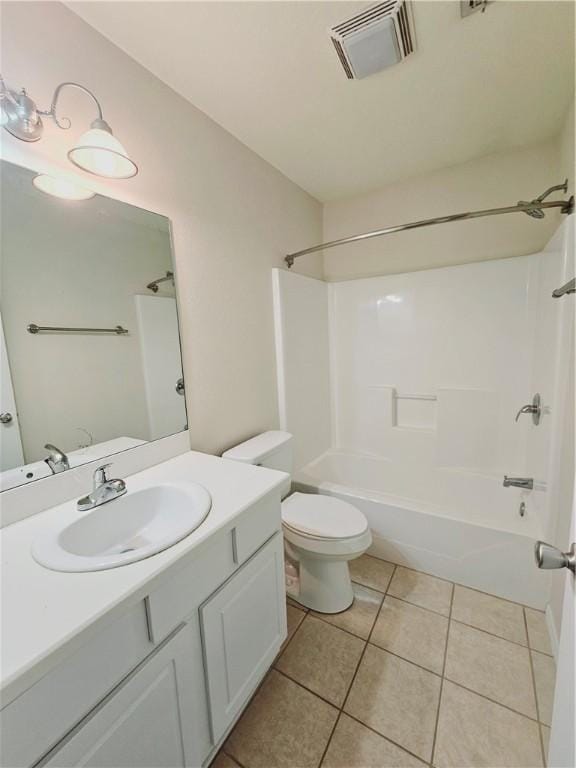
[
  {"x1": 236, "y1": 560, "x2": 548, "y2": 768},
  {"x1": 385, "y1": 561, "x2": 454, "y2": 586},
  {"x1": 312, "y1": 613, "x2": 375, "y2": 643},
  {"x1": 366, "y1": 640, "x2": 443, "y2": 679},
  {"x1": 342, "y1": 710, "x2": 432, "y2": 765},
  {"x1": 350, "y1": 576, "x2": 392, "y2": 595},
  {"x1": 221, "y1": 748, "x2": 247, "y2": 768},
  {"x1": 279, "y1": 650, "x2": 544, "y2": 766},
  {"x1": 318, "y1": 711, "x2": 342, "y2": 767},
  {"x1": 371, "y1": 555, "x2": 543, "y2": 611},
  {"x1": 383, "y1": 592, "x2": 452, "y2": 618},
  {"x1": 338, "y1": 565, "x2": 398, "y2": 714},
  {"x1": 273, "y1": 666, "x2": 345, "y2": 711},
  {"x1": 311, "y1": 594, "x2": 384, "y2": 642},
  {"x1": 340, "y1": 632, "x2": 370, "y2": 710},
  {"x1": 449, "y1": 617, "x2": 532, "y2": 651},
  {"x1": 523, "y1": 608, "x2": 554, "y2": 658},
  {"x1": 341, "y1": 564, "x2": 397, "y2": 712},
  {"x1": 429, "y1": 581, "x2": 455, "y2": 765},
  {"x1": 525, "y1": 608, "x2": 547, "y2": 766},
  {"x1": 240, "y1": 563, "x2": 544, "y2": 768},
  {"x1": 539, "y1": 724, "x2": 550, "y2": 768},
  {"x1": 444, "y1": 678, "x2": 542, "y2": 725},
  {"x1": 449, "y1": 579, "x2": 538, "y2": 610}
]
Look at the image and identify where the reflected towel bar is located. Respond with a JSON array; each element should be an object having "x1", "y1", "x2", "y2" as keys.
[
  {"x1": 27, "y1": 324, "x2": 129, "y2": 335},
  {"x1": 552, "y1": 278, "x2": 575, "y2": 298}
]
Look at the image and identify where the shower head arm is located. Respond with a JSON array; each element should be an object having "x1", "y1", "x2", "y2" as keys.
[
  {"x1": 536, "y1": 180, "x2": 569, "y2": 203},
  {"x1": 146, "y1": 271, "x2": 174, "y2": 293}
]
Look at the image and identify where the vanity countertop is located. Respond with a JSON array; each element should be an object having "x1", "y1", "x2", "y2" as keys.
[{"x1": 0, "y1": 450, "x2": 287, "y2": 705}]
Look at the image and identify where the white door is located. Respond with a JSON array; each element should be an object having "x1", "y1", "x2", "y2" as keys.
[
  {"x1": 134, "y1": 295, "x2": 187, "y2": 440},
  {"x1": 0, "y1": 312, "x2": 24, "y2": 470},
  {"x1": 547, "y1": 491, "x2": 575, "y2": 768}
]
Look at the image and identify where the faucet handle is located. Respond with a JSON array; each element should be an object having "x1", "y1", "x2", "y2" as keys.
[
  {"x1": 514, "y1": 394, "x2": 541, "y2": 425},
  {"x1": 515, "y1": 405, "x2": 533, "y2": 422},
  {"x1": 93, "y1": 463, "x2": 113, "y2": 487}
]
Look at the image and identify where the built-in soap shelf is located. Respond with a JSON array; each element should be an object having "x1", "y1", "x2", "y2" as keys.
[{"x1": 392, "y1": 389, "x2": 436, "y2": 430}]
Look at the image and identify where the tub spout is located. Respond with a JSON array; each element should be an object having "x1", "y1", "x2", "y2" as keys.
[{"x1": 503, "y1": 476, "x2": 534, "y2": 490}]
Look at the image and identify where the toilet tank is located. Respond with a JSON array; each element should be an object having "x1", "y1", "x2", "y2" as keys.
[{"x1": 222, "y1": 431, "x2": 293, "y2": 498}]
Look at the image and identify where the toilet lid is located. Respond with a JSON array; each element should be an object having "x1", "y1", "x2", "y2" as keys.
[{"x1": 281, "y1": 492, "x2": 368, "y2": 540}]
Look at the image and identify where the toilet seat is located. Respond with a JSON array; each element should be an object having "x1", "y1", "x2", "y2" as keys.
[{"x1": 281, "y1": 492, "x2": 368, "y2": 541}]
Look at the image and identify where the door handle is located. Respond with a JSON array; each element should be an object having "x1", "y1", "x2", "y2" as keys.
[
  {"x1": 0, "y1": 412, "x2": 13, "y2": 424},
  {"x1": 534, "y1": 541, "x2": 575, "y2": 574}
]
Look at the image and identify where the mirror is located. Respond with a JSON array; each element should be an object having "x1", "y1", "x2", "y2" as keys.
[{"x1": 0, "y1": 161, "x2": 186, "y2": 491}]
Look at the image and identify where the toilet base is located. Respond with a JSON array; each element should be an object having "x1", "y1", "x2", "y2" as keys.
[{"x1": 287, "y1": 555, "x2": 355, "y2": 614}]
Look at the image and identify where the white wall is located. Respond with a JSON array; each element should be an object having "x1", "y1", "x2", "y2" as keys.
[
  {"x1": 272, "y1": 269, "x2": 331, "y2": 470},
  {"x1": 0, "y1": 1, "x2": 323, "y2": 461},
  {"x1": 1, "y1": 162, "x2": 175, "y2": 462},
  {"x1": 322, "y1": 140, "x2": 565, "y2": 281}
]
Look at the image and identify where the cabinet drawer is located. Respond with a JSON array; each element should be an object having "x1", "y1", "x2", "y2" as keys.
[
  {"x1": 1, "y1": 601, "x2": 152, "y2": 768},
  {"x1": 40, "y1": 624, "x2": 198, "y2": 768},
  {"x1": 201, "y1": 533, "x2": 286, "y2": 743},
  {"x1": 146, "y1": 530, "x2": 236, "y2": 643},
  {"x1": 232, "y1": 491, "x2": 282, "y2": 565}
]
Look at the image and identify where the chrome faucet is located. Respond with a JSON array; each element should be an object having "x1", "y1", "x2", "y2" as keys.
[
  {"x1": 44, "y1": 443, "x2": 70, "y2": 474},
  {"x1": 503, "y1": 476, "x2": 534, "y2": 490},
  {"x1": 77, "y1": 463, "x2": 127, "y2": 511}
]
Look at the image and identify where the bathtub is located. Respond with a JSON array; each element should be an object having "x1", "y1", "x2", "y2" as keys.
[{"x1": 295, "y1": 450, "x2": 550, "y2": 609}]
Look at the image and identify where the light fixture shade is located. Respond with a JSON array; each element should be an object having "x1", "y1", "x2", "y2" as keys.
[
  {"x1": 67, "y1": 128, "x2": 138, "y2": 179},
  {"x1": 32, "y1": 174, "x2": 95, "y2": 201}
]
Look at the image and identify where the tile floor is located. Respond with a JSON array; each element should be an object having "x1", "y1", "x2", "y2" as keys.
[{"x1": 214, "y1": 556, "x2": 556, "y2": 768}]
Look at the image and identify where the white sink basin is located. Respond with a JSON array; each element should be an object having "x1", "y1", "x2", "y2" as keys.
[{"x1": 32, "y1": 482, "x2": 212, "y2": 572}]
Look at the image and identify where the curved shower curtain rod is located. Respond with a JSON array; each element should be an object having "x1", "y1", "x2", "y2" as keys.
[{"x1": 285, "y1": 181, "x2": 574, "y2": 268}]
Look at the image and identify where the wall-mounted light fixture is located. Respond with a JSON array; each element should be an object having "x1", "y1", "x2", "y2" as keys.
[{"x1": 0, "y1": 78, "x2": 138, "y2": 179}]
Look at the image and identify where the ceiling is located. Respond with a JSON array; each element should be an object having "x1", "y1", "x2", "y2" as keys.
[{"x1": 68, "y1": 1, "x2": 574, "y2": 202}]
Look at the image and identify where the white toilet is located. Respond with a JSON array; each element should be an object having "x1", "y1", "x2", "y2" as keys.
[{"x1": 222, "y1": 431, "x2": 372, "y2": 613}]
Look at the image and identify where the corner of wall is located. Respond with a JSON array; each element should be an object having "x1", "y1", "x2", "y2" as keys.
[{"x1": 560, "y1": 99, "x2": 575, "y2": 197}]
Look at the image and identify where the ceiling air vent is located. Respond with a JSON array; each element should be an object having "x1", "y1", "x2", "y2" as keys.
[{"x1": 329, "y1": 1, "x2": 416, "y2": 80}]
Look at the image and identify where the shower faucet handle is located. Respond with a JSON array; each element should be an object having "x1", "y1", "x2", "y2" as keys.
[{"x1": 515, "y1": 393, "x2": 541, "y2": 425}]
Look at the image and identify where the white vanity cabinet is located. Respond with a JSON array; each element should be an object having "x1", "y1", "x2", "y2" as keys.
[
  {"x1": 1, "y1": 489, "x2": 287, "y2": 768},
  {"x1": 201, "y1": 532, "x2": 286, "y2": 742},
  {"x1": 41, "y1": 624, "x2": 198, "y2": 768}
]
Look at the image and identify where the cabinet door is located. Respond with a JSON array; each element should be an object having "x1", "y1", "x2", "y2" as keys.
[
  {"x1": 42, "y1": 625, "x2": 198, "y2": 768},
  {"x1": 201, "y1": 533, "x2": 287, "y2": 742}
]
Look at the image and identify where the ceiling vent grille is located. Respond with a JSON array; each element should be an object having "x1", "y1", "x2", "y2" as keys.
[{"x1": 329, "y1": 1, "x2": 416, "y2": 80}]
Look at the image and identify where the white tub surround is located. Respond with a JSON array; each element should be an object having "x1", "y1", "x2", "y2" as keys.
[
  {"x1": 276, "y1": 227, "x2": 573, "y2": 611},
  {"x1": 0, "y1": 450, "x2": 288, "y2": 768},
  {"x1": 272, "y1": 269, "x2": 332, "y2": 469}
]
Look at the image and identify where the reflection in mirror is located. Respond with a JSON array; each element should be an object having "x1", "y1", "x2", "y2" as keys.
[{"x1": 0, "y1": 161, "x2": 186, "y2": 491}]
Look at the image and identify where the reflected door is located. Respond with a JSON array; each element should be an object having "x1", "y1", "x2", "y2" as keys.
[
  {"x1": 0, "y1": 313, "x2": 24, "y2": 470},
  {"x1": 135, "y1": 295, "x2": 186, "y2": 440}
]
